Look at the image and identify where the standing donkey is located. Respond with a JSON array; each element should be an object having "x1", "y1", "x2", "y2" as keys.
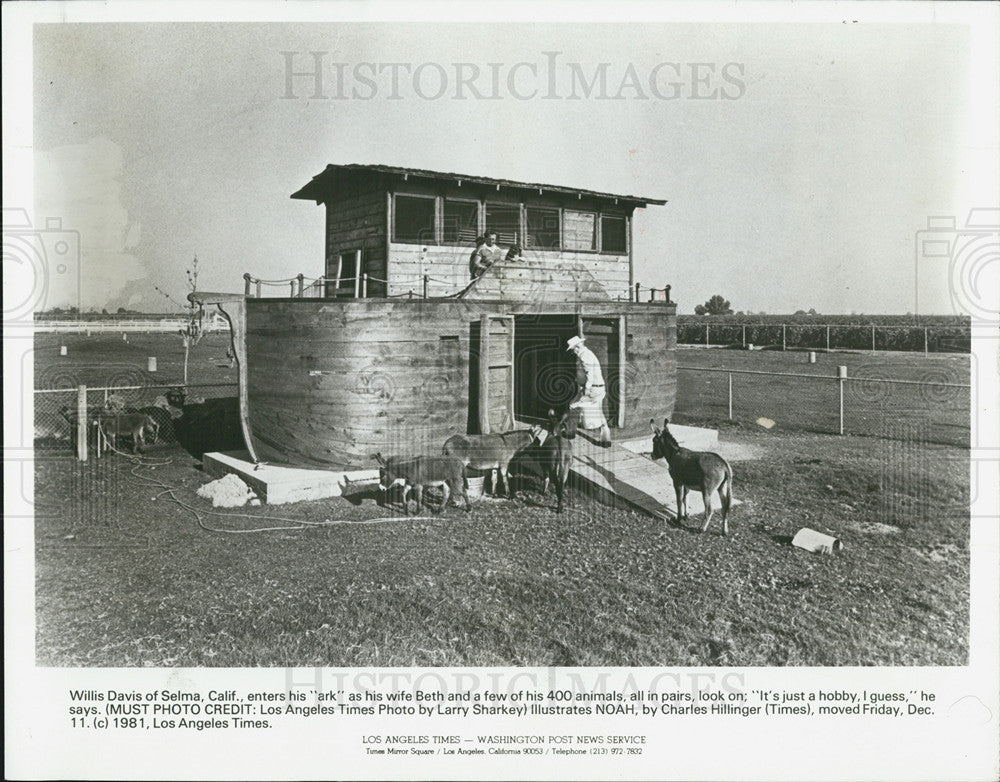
[{"x1": 650, "y1": 418, "x2": 733, "y2": 534}]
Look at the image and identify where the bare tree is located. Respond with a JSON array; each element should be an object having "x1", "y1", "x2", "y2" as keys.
[{"x1": 154, "y1": 256, "x2": 204, "y2": 386}]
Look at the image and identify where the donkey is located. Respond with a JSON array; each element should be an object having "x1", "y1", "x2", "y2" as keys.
[
  {"x1": 650, "y1": 418, "x2": 733, "y2": 534},
  {"x1": 374, "y1": 453, "x2": 470, "y2": 515},
  {"x1": 442, "y1": 426, "x2": 542, "y2": 497},
  {"x1": 538, "y1": 409, "x2": 573, "y2": 513}
]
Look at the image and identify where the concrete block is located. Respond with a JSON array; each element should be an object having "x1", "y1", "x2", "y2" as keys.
[{"x1": 202, "y1": 451, "x2": 378, "y2": 505}]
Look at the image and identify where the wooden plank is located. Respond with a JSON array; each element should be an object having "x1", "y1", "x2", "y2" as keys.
[
  {"x1": 478, "y1": 315, "x2": 490, "y2": 434},
  {"x1": 618, "y1": 315, "x2": 627, "y2": 428}
]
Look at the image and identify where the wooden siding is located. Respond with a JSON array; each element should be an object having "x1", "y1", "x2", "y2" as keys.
[
  {"x1": 388, "y1": 244, "x2": 629, "y2": 299},
  {"x1": 322, "y1": 171, "x2": 388, "y2": 296},
  {"x1": 244, "y1": 298, "x2": 675, "y2": 469},
  {"x1": 621, "y1": 309, "x2": 677, "y2": 439}
]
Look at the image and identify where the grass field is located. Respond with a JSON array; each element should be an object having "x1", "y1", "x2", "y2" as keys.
[
  {"x1": 30, "y1": 335, "x2": 970, "y2": 667},
  {"x1": 673, "y1": 348, "x2": 970, "y2": 447}
]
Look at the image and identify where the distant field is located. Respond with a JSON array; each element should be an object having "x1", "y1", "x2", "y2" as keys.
[
  {"x1": 676, "y1": 314, "x2": 971, "y2": 352},
  {"x1": 673, "y1": 348, "x2": 970, "y2": 448},
  {"x1": 33, "y1": 331, "x2": 237, "y2": 390}
]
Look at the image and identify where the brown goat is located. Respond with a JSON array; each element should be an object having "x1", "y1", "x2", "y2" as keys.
[{"x1": 375, "y1": 453, "x2": 470, "y2": 514}]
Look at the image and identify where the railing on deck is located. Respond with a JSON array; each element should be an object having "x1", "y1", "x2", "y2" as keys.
[{"x1": 241, "y1": 270, "x2": 674, "y2": 304}]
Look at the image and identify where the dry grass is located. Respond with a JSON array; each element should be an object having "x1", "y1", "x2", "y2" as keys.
[{"x1": 35, "y1": 428, "x2": 968, "y2": 667}]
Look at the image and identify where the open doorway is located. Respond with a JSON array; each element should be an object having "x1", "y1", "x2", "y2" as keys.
[{"x1": 513, "y1": 315, "x2": 580, "y2": 425}]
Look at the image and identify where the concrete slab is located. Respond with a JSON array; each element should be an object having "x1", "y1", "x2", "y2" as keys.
[{"x1": 203, "y1": 451, "x2": 378, "y2": 505}]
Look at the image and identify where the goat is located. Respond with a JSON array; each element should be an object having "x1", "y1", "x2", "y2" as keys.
[
  {"x1": 136, "y1": 406, "x2": 174, "y2": 443},
  {"x1": 442, "y1": 426, "x2": 542, "y2": 497},
  {"x1": 96, "y1": 411, "x2": 157, "y2": 454},
  {"x1": 537, "y1": 409, "x2": 573, "y2": 513},
  {"x1": 374, "y1": 453, "x2": 470, "y2": 514},
  {"x1": 650, "y1": 418, "x2": 733, "y2": 534}
]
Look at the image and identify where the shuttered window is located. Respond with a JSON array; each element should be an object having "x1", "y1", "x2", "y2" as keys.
[
  {"x1": 393, "y1": 195, "x2": 436, "y2": 244},
  {"x1": 563, "y1": 210, "x2": 597, "y2": 251},
  {"x1": 601, "y1": 214, "x2": 627, "y2": 253},
  {"x1": 526, "y1": 207, "x2": 560, "y2": 250},
  {"x1": 485, "y1": 203, "x2": 520, "y2": 245},
  {"x1": 443, "y1": 199, "x2": 479, "y2": 244}
]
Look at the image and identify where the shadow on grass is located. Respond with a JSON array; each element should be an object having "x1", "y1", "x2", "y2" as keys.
[{"x1": 172, "y1": 398, "x2": 244, "y2": 458}]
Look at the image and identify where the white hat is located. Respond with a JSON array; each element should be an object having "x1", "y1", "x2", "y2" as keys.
[{"x1": 567, "y1": 336, "x2": 585, "y2": 351}]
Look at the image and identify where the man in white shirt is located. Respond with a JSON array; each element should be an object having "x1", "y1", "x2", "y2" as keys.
[
  {"x1": 566, "y1": 335, "x2": 612, "y2": 447},
  {"x1": 469, "y1": 231, "x2": 504, "y2": 278}
]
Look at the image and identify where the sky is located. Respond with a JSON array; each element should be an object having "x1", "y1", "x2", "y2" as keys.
[{"x1": 21, "y1": 11, "x2": 999, "y2": 315}]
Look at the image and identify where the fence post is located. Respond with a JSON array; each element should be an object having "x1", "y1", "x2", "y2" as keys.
[
  {"x1": 826, "y1": 324, "x2": 830, "y2": 351},
  {"x1": 297, "y1": 273, "x2": 305, "y2": 297},
  {"x1": 635, "y1": 282, "x2": 641, "y2": 303},
  {"x1": 728, "y1": 372, "x2": 733, "y2": 421},
  {"x1": 782, "y1": 324, "x2": 786, "y2": 351},
  {"x1": 289, "y1": 279, "x2": 296, "y2": 297},
  {"x1": 871, "y1": 325, "x2": 876, "y2": 353},
  {"x1": 77, "y1": 384, "x2": 88, "y2": 462},
  {"x1": 924, "y1": 327, "x2": 928, "y2": 355},
  {"x1": 362, "y1": 273, "x2": 368, "y2": 298},
  {"x1": 837, "y1": 366, "x2": 847, "y2": 435},
  {"x1": 244, "y1": 273, "x2": 252, "y2": 297},
  {"x1": 705, "y1": 324, "x2": 710, "y2": 346},
  {"x1": 256, "y1": 279, "x2": 262, "y2": 298},
  {"x1": 423, "y1": 275, "x2": 429, "y2": 299},
  {"x1": 649, "y1": 288, "x2": 655, "y2": 302},
  {"x1": 664, "y1": 284, "x2": 671, "y2": 304},
  {"x1": 742, "y1": 324, "x2": 746, "y2": 348}
]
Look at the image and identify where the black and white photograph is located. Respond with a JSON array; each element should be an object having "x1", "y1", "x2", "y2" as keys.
[{"x1": 4, "y1": 2, "x2": 999, "y2": 780}]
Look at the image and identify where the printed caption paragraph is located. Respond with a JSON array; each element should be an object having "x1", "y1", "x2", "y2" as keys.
[{"x1": 67, "y1": 685, "x2": 940, "y2": 755}]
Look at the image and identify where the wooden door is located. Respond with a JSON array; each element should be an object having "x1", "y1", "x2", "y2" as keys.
[
  {"x1": 478, "y1": 315, "x2": 515, "y2": 434},
  {"x1": 580, "y1": 316, "x2": 624, "y2": 428}
]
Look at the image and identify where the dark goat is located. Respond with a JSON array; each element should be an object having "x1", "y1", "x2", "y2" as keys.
[
  {"x1": 442, "y1": 426, "x2": 541, "y2": 497},
  {"x1": 538, "y1": 409, "x2": 573, "y2": 513},
  {"x1": 375, "y1": 453, "x2": 470, "y2": 514},
  {"x1": 650, "y1": 418, "x2": 733, "y2": 534}
]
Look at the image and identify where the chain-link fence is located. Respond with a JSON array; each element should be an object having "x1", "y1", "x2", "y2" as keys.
[
  {"x1": 34, "y1": 382, "x2": 240, "y2": 458},
  {"x1": 673, "y1": 365, "x2": 970, "y2": 447}
]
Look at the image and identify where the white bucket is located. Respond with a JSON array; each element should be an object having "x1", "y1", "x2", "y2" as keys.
[
  {"x1": 466, "y1": 476, "x2": 486, "y2": 502},
  {"x1": 808, "y1": 351, "x2": 817, "y2": 363},
  {"x1": 792, "y1": 527, "x2": 843, "y2": 554},
  {"x1": 148, "y1": 356, "x2": 157, "y2": 372},
  {"x1": 747, "y1": 343, "x2": 754, "y2": 351},
  {"x1": 60, "y1": 345, "x2": 67, "y2": 356}
]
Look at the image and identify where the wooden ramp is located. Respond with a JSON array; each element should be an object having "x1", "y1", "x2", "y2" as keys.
[{"x1": 568, "y1": 430, "x2": 735, "y2": 521}]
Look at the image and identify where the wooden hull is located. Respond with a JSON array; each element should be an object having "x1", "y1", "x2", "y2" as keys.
[{"x1": 245, "y1": 298, "x2": 676, "y2": 470}]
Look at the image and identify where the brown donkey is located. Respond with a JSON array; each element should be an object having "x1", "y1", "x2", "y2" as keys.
[{"x1": 650, "y1": 418, "x2": 733, "y2": 534}]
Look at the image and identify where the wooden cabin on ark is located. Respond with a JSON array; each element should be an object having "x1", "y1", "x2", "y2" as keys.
[{"x1": 200, "y1": 164, "x2": 676, "y2": 471}]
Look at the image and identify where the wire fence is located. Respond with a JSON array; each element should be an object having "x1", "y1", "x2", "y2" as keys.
[
  {"x1": 34, "y1": 382, "x2": 240, "y2": 459},
  {"x1": 673, "y1": 365, "x2": 970, "y2": 447}
]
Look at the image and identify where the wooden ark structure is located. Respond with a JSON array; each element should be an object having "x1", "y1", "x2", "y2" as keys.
[{"x1": 204, "y1": 164, "x2": 676, "y2": 471}]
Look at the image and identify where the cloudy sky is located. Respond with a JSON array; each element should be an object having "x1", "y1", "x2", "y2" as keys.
[{"x1": 19, "y1": 7, "x2": 999, "y2": 315}]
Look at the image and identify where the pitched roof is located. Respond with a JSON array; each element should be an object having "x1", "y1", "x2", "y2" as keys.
[{"x1": 291, "y1": 163, "x2": 667, "y2": 207}]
